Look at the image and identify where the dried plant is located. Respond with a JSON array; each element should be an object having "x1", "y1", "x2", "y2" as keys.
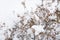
[
  {"x1": 1, "y1": 0, "x2": 60, "y2": 40},
  {"x1": 4, "y1": 6, "x2": 60, "y2": 40}
]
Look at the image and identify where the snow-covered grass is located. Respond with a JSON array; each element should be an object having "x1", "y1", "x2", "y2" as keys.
[{"x1": 0, "y1": 0, "x2": 60, "y2": 40}]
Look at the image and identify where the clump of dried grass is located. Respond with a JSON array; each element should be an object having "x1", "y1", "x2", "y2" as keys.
[{"x1": 3, "y1": 0, "x2": 60, "y2": 40}]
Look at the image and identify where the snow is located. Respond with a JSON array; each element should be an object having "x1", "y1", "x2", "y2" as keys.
[
  {"x1": 32, "y1": 25, "x2": 44, "y2": 35},
  {"x1": 0, "y1": 0, "x2": 60, "y2": 40}
]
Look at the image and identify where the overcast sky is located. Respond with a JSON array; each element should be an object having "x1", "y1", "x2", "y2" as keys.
[{"x1": 0, "y1": 0, "x2": 24, "y2": 27}]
